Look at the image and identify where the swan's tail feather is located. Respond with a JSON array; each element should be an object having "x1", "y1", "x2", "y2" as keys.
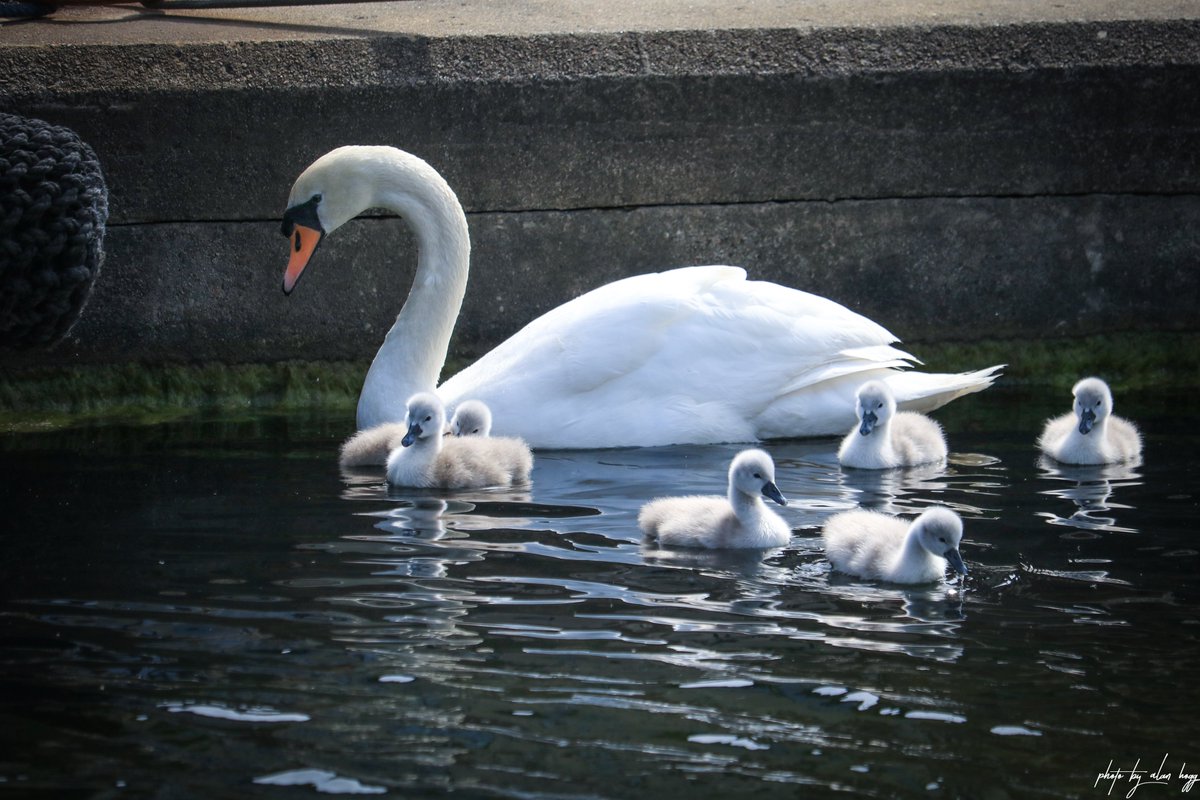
[{"x1": 885, "y1": 364, "x2": 1005, "y2": 414}]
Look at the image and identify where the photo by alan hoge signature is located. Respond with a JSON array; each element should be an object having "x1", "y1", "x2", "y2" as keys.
[{"x1": 1095, "y1": 755, "x2": 1199, "y2": 797}]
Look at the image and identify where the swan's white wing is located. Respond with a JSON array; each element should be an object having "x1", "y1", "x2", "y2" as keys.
[{"x1": 440, "y1": 265, "x2": 984, "y2": 448}]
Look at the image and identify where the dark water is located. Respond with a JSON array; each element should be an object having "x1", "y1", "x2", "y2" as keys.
[{"x1": 1, "y1": 389, "x2": 1197, "y2": 799}]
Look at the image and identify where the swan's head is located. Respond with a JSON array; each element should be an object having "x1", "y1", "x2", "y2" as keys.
[
  {"x1": 449, "y1": 400, "x2": 492, "y2": 437},
  {"x1": 729, "y1": 449, "x2": 787, "y2": 507},
  {"x1": 1071, "y1": 377, "x2": 1113, "y2": 435},
  {"x1": 854, "y1": 380, "x2": 897, "y2": 436},
  {"x1": 912, "y1": 507, "x2": 967, "y2": 575},
  {"x1": 401, "y1": 392, "x2": 447, "y2": 447},
  {"x1": 281, "y1": 146, "x2": 387, "y2": 294}
]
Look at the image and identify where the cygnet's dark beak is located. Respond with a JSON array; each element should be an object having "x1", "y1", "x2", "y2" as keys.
[
  {"x1": 401, "y1": 421, "x2": 423, "y2": 447},
  {"x1": 859, "y1": 410, "x2": 878, "y2": 436},
  {"x1": 944, "y1": 548, "x2": 968, "y2": 576},
  {"x1": 762, "y1": 481, "x2": 788, "y2": 507},
  {"x1": 1078, "y1": 408, "x2": 1096, "y2": 435}
]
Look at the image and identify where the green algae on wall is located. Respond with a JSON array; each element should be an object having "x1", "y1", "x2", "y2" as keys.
[
  {"x1": 0, "y1": 361, "x2": 364, "y2": 431},
  {"x1": 2, "y1": 333, "x2": 1197, "y2": 432},
  {"x1": 912, "y1": 332, "x2": 1200, "y2": 393}
]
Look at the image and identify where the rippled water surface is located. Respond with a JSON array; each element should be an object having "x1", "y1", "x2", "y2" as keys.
[{"x1": 2, "y1": 389, "x2": 1198, "y2": 798}]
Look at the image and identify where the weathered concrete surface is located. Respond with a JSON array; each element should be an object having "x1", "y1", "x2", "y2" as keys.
[{"x1": 1, "y1": 0, "x2": 1198, "y2": 377}]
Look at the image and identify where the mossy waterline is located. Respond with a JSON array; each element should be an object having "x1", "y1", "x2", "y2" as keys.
[{"x1": 2, "y1": 332, "x2": 1196, "y2": 432}]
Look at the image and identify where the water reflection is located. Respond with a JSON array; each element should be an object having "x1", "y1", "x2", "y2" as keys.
[{"x1": 1036, "y1": 455, "x2": 1142, "y2": 535}]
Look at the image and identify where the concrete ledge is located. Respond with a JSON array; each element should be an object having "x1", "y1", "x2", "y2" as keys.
[{"x1": 1, "y1": 0, "x2": 1198, "y2": 380}]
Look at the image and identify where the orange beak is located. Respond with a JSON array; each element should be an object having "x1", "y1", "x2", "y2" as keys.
[{"x1": 283, "y1": 224, "x2": 322, "y2": 295}]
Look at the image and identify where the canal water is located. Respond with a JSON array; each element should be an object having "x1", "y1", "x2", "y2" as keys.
[{"x1": 1, "y1": 388, "x2": 1197, "y2": 798}]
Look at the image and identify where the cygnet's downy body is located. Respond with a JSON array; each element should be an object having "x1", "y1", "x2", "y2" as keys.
[
  {"x1": 449, "y1": 400, "x2": 492, "y2": 437},
  {"x1": 386, "y1": 393, "x2": 532, "y2": 489},
  {"x1": 823, "y1": 506, "x2": 968, "y2": 584},
  {"x1": 638, "y1": 449, "x2": 791, "y2": 549},
  {"x1": 838, "y1": 380, "x2": 948, "y2": 469},
  {"x1": 1038, "y1": 377, "x2": 1142, "y2": 465},
  {"x1": 339, "y1": 422, "x2": 409, "y2": 468}
]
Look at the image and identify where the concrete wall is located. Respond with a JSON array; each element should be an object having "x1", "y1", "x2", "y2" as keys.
[{"x1": 1, "y1": 2, "x2": 1198, "y2": 372}]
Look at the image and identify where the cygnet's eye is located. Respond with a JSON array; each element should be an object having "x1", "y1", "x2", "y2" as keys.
[
  {"x1": 1094, "y1": 400, "x2": 1102, "y2": 408},
  {"x1": 938, "y1": 536, "x2": 947, "y2": 544},
  {"x1": 311, "y1": 193, "x2": 322, "y2": 204},
  {"x1": 876, "y1": 402, "x2": 884, "y2": 410},
  {"x1": 753, "y1": 472, "x2": 763, "y2": 480},
  {"x1": 424, "y1": 415, "x2": 433, "y2": 423}
]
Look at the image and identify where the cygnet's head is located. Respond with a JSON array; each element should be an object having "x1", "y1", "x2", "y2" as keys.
[
  {"x1": 854, "y1": 380, "x2": 897, "y2": 436},
  {"x1": 912, "y1": 507, "x2": 967, "y2": 575},
  {"x1": 401, "y1": 392, "x2": 447, "y2": 447},
  {"x1": 1071, "y1": 377, "x2": 1114, "y2": 435},
  {"x1": 449, "y1": 400, "x2": 492, "y2": 437},
  {"x1": 729, "y1": 449, "x2": 787, "y2": 507}
]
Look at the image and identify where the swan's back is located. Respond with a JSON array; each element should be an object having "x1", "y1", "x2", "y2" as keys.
[{"x1": 438, "y1": 266, "x2": 1000, "y2": 448}]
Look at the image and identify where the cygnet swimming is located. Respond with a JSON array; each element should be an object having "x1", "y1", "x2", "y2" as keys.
[
  {"x1": 1038, "y1": 377, "x2": 1142, "y2": 465},
  {"x1": 386, "y1": 393, "x2": 532, "y2": 489},
  {"x1": 838, "y1": 380, "x2": 948, "y2": 469},
  {"x1": 638, "y1": 449, "x2": 791, "y2": 549},
  {"x1": 822, "y1": 506, "x2": 968, "y2": 584},
  {"x1": 449, "y1": 400, "x2": 492, "y2": 437}
]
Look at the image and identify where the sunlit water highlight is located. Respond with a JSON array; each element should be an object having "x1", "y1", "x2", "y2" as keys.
[{"x1": 1, "y1": 390, "x2": 1197, "y2": 798}]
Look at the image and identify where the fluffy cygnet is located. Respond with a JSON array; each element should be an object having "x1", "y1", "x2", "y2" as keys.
[
  {"x1": 1038, "y1": 377, "x2": 1142, "y2": 465},
  {"x1": 638, "y1": 449, "x2": 791, "y2": 549},
  {"x1": 823, "y1": 506, "x2": 968, "y2": 584},
  {"x1": 838, "y1": 380, "x2": 948, "y2": 469},
  {"x1": 386, "y1": 393, "x2": 532, "y2": 489},
  {"x1": 339, "y1": 422, "x2": 409, "y2": 468},
  {"x1": 449, "y1": 400, "x2": 492, "y2": 437}
]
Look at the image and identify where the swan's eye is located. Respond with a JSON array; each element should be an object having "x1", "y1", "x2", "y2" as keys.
[
  {"x1": 876, "y1": 402, "x2": 884, "y2": 410},
  {"x1": 424, "y1": 415, "x2": 433, "y2": 423},
  {"x1": 753, "y1": 472, "x2": 763, "y2": 479},
  {"x1": 938, "y1": 536, "x2": 947, "y2": 544}
]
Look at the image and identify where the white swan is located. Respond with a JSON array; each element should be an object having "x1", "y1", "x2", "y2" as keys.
[
  {"x1": 281, "y1": 145, "x2": 1003, "y2": 449},
  {"x1": 449, "y1": 400, "x2": 492, "y2": 437},
  {"x1": 1038, "y1": 377, "x2": 1142, "y2": 465},
  {"x1": 838, "y1": 380, "x2": 948, "y2": 469},
  {"x1": 385, "y1": 392, "x2": 533, "y2": 489},
  {"x1": 823, "y1": 506, "x2": 968, "y2": 584},
  {"x1": 638, "y1": 449, "x2": 791, "y2": 549}
]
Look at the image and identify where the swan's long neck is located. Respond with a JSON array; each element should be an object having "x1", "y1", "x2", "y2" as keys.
[{"x1": 356, "y1": 154, "x2": 471, "y2": 430}]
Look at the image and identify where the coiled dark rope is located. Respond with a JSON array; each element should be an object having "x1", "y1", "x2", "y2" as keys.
[{"x1": 0, "y1": 112, "x2": 107, "y2": 349}]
